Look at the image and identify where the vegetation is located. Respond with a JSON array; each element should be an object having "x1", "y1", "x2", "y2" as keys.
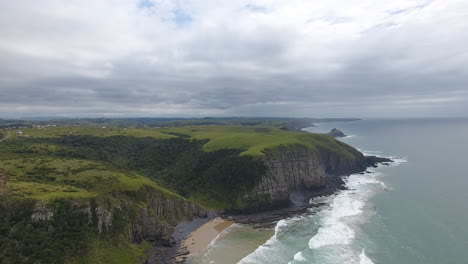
[
  {"x1": 0, "y1": 122, "x2": 359, "y2": 263},
  {"x1": 0, "y1": 192, "x2": 166, "y2": 264},
  {"x1": 0, "y1": 116, "x2": 360, "y2": 131},
  {"x1": 0, "y1": 198, "x2": 95, "y2": 264}
]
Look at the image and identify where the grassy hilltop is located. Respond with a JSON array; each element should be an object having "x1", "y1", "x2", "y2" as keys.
[
  {"x1": 1, "y1": 124, "x2": 359, "y2": 207},
  {"x1": 12, "y1": 124, "x2": 352, "y2": 156}
]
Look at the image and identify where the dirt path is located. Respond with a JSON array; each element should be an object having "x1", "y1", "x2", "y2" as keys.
[{"x1": 0, "y1": 131, "x2": 11, "y2": 142}]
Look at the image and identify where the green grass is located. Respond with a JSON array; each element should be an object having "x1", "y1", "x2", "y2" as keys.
[
  {"x1": 79, "y1": 240, "x2": 151, "y2": 264},
  {"x1": 0, "y1": 157, "x2": 182, "y2": 201},
  {"x1": 9, "y1": 124, "x2": 358, "y2": 160},
  {"x1": 16, "y1": 126, "x2": 176, "y2": 139},
  {"x1": 159, "y1": 125, "x2": 351, "y2": 158},
  {"x1": 1, "y1": 124, "x2": 358, "y2": 202},
  {"x1": 13, "y1": 125, "x2": 351, "y2": 158},
  {"x1": 7, "y1": 181, "x2": 94, "y2": 200}
]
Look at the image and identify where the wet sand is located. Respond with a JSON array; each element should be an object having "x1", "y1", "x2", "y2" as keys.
[{"x1": 176, "y1": 217, "x2": 233, "y2": 261}]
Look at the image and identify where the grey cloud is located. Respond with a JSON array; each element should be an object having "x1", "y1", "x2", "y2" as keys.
[{"x1": 0, "y1": 0, "x2": 467, "y2": 119}]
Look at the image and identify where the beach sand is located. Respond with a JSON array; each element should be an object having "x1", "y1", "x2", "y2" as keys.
[{"x1": 177, "y1": 217, "x2": 233, "y2": 261}]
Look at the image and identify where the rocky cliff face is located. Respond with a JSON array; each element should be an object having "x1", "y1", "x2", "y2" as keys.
[
  {"x1": 129, "y1": 192, "x2": 207, "y2": 245},
  {"x1": 244, "y1": 145, "x2": 326, "y2": 204},
  {"x1": 0, "y1": 185, "x2": 207, "y2": 263},
  {"x1": 317, "y1": 140, "x2": 368, "y2": 176},
  {"x1": 244, "y1": 141, "x2": 369, "y2": 206},
  {"x1": 82, "y1": 191, "x2": 205, "y2": 245}
]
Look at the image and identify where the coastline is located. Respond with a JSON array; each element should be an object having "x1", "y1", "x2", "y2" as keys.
[
  {"x1": 160, "y1": 123, "x2": 392, "y2": 263},
  {"x1": 175, "y1": 217, "x2": 234, "y2": 263},
  {"x1": 162, "y1": 155, "x2": 392, "y2": 263},
  {"x1": 146, "y1": 216, "x2": 214, "y2": 264}
]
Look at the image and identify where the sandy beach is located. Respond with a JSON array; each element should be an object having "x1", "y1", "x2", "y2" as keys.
[{"x1": 177, "y1": 217, "x2": 234, "y2": 261}]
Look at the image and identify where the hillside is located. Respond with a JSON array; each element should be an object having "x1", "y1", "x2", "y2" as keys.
[{"x1": 0, "y1": 124, "x2": 372, "y2": 263}]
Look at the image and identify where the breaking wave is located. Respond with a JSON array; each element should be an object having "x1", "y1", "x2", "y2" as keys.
[{"x1": 239, "y1": 154, "x2": 406, "y2": 264}]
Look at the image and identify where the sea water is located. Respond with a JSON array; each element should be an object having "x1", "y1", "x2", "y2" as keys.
[{"x1": 196, "y1": 118, "x2": 468, "y2": 264}]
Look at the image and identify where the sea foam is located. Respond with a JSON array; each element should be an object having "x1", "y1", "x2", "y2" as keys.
[
  {"x1": 308, "y1": 174, "x2": 372, "y2": 250},
  {"x1": 239, "y1": 153, "x2": 404, "y2": 264},
  {"x1": 359, "y1": 249, "x2": 375, "y2": 264}
]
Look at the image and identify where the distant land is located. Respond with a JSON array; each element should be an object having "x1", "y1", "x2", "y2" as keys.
[
  {"x1": 0, "y1": 117, "x2": 360, "y2": 131},
  {"x1": 0, "y1": 117, "x2": 388, "y2": 264}
]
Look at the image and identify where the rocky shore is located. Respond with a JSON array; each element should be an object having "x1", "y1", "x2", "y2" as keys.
[{"x1": 153, "y1": 155, "x2": 392, "y2": 264}]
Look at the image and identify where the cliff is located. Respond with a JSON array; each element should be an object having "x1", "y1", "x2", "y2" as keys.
[
  {"x1": 245, "y1": 145, "x2": 326, "y2": 204},
  {"x1": 244, "y1": 139, "x2": 372, "y2": 207},
  {"x1": 0, "y1": 186, "x2": 206, "y2": 263}
]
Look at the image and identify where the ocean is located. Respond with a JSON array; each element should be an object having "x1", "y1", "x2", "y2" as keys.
[{"x1": 192, "y1": 118, "x2": 468, "y2": 264}]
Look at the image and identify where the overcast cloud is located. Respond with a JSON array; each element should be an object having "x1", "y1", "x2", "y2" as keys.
[{"x1": 0, "y1": 0, "x2": 467, "y2": 118}]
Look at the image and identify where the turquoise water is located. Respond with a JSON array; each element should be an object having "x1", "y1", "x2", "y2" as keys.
[{"x1": 198, "y1": 118, "x2": 468, "y2": 264}]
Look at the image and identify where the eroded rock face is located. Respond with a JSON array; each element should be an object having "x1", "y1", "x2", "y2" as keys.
[
  {"x1": 96, "y1": 206, "x2": 113, "y2": 233},
  {"x1": 27, "y1": 188, "x2": 207, "y2": 246},
  {"x1": 245, "y1": 145, "x2": 325, "y2": 203},
  {"x1": 31, "y1": 204, "x2": 54, "y2": 221},
  {"x1": 244, "y1": 142, "x2": 369, "y2": 207},
  {"x1": 317, "y1": 142, "x2": 367, "y2": 176},
  {"x1": 131, "y1": 195, "x2": 207, "y2": 245}
]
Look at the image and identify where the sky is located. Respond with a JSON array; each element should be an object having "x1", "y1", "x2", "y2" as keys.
[{"x1": 0, "y1": 0, "x2": 467, "y2": 119}]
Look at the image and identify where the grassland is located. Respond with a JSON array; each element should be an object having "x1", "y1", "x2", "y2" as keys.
[
  {"x1": 0, "y1": 124, "x2": 356, "y2": 204},
  {"x1": 159, "y1": 125, "x2": 356, "y2": 158},
  {"x1": 0, "y1": 157, "x2": 180, "y2": 200},
  {"x1": 16, "y1": 126, "x2": 175, "y2": 139},
  {"x1": 10, "y1": 124, "x2": 346, "y2": 158},
  {"x1": 0, "y1": 134, "x2": 183, "y2": 202},
  {"x1": 0, "y1": 124, "x2": 354, "y2": 202}
]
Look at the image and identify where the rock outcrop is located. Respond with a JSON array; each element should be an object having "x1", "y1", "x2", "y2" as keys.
[
  {"x1": 31, "y1": 204, "x2": 54, "y2": 221},
  {"x1": 25, "y1": 186, "x2": 207, "y2": 246},
  {"x1": 327, "y1": 128, "x2": 347, "y2": 138}
]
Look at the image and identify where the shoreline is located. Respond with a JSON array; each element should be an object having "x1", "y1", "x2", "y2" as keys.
[
  {"x1": 175, "y1": 217, "x2": 234, "y2": 263},
  {"x1": 146, "y1": 215, "x2": 215, "y2": 264},
  {"x1": 160, "y1": 154, "x2": 392, "y2": 263}
]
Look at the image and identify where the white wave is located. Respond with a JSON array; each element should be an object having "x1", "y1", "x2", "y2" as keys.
[
  {"x1": 359, "y1": 249, "x2": 375, "y2": 264},
  {"x1": 361, "y1": 150, "x2": 383, "y2": 155},
  {"x1": 308, "y1": 187, "x2": 368, "y2": 249},
  {"x1": 307, "y1": 168, "x2": 387, "y2": 253},
  {"x1": 388, "y1": 156, "x2": 408, "y2": 166},
  {"x1": 380, "y1": 181, "x2": 390, "y2": 190},
  {"x1": 238, "y1": 217, "x2": 300, "y2": 264},
  {"x1": 346, "y1": 173, "x2": 381, "y2": 189},
  {"x1": 204, "y1": 223, "x2": 238, "y2": 255},
  {"x1": 361, "y1": 150, "x2": 408, "y2": 164},
  {"x1": 309, "y1": 221, "x2": 355, "y2": 249},
  {"x1": 274, "y1": 219, "x2": 290, "y2": 238},
  {"x1": 293, "y1": 251, "x2": 307, "y2": 262},
  {"x1": 309, "y1": 194, "x2": 334, "y2": 205},
  {"x1": 240, "y1": 151, "x2": 406, "y2": 264}
]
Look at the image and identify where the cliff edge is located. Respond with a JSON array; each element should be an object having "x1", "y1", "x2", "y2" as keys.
[{"x1": 243, "y1": 139, "x2": 387, "y2": 209}]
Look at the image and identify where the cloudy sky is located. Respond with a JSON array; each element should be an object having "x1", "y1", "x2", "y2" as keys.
[{"x1": 1, "y1": 0, "x2": 467, "y2": 118}]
